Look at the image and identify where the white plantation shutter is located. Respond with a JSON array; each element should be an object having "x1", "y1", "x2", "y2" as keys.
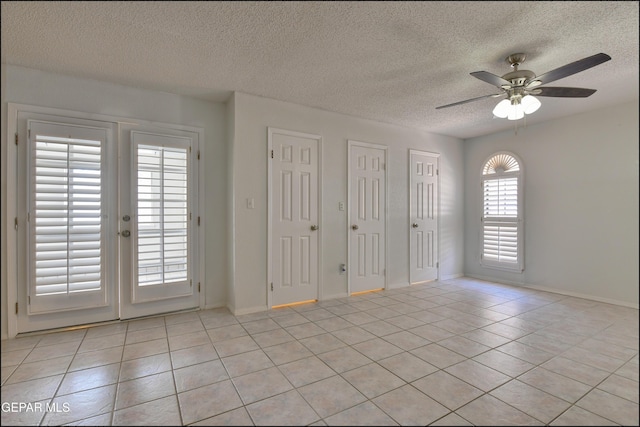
[
  {"x1": 483, "y1": 177, "x2": 518, "y2": 217},
  {"x1": 480, "y1": 153, "x2": 523, "y2": 272},
  {"x1": 131, "y1": 131, "x2": 193, "y2": 303},
  {"x1": 28, "y1": 121, "x2": 108, "y2": 313},
  {"x1": 137, "y1": 145, "x2": 189, "y2": 286},
  {"x1": 483, "y1": 222, "x2": 518, "y2": 263}
]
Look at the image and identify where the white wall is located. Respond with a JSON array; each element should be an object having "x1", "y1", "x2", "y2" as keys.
[
  {"x1": 229, "y1": 92, "x2": 465, "y2": 314},
  {"x1": 0, "y1": 65, "x2": 229, "y2": 339},
  {"x1": 464, "y1": 101, "x2": 639, "y2": 307}
]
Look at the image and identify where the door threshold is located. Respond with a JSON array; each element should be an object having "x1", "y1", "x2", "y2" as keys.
[{"x1": 14, "y1": 307, "x2": 200, "y2": 338}]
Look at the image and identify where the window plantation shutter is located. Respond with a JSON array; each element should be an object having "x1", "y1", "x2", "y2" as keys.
[
  {"x1": 28, "y1": 121, "x2": 108, "y2": 313},
  {"x1": 136, "y1": 144, "x2": 189, "y2": 286},
  {"x1": 480, "y1": 153, "x2": 523, "y2": 271},
  {"x1": 483, "y1": 177, "x2": 518, "y2": 217},
  {"x1": 130, "y1": 130, "x2": 194, "y2": 304}
]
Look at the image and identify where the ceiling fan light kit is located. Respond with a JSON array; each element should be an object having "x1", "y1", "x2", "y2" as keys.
[
  {"x1": 436, "y1": 52, "x2": 611, "y2": 122},
  {"x1": 492, "y1": 94, "x2": 541, "y2": 120}
]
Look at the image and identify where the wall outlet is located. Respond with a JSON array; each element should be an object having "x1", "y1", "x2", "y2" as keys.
[
  {"x1": 339, "y1": 202, "x2": 345, "y2": 211},
  {"x1": 339, "y1": 263, "x2": 346, "y2": 274}
]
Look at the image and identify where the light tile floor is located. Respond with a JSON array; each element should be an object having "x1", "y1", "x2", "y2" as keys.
[{"x1": 1, "y1": 277, "x2": 638, "y2": 426}]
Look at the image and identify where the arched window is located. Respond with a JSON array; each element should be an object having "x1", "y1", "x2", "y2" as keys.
[{"x1": 480, "y1": 152, "x2": 524, "y2": 272}]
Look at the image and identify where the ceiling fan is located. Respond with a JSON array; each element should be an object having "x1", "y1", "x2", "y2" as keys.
[{"x1": 435, "y1": 52, "x2": 611, "y2": 120}]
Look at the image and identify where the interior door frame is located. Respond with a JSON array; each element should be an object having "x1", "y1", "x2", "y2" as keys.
[
  {"x1": 409, "y1": 149, "x2": 440, "y2": 284},
  {"x1": 5, "y1": 103, "x2": 206, "y2": 338},
  {"x1": 267, "y1": 127, "x2": 323, "y2": 308},
  {"x1": 347, "y1": 139, "x2": 388, "y2": 294}
]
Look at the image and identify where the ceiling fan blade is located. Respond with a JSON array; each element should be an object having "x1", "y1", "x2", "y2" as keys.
[
  {"x1": 470, "y1": 71, "x2": 511, "y2": 88},
  {"x1": 435, "y1": 93, "x2": 504, "y2": 109},
  {"x1": 532, "y1": 53, "x2": 611, "y2": 86},
  {"x1": 533, "y1": 87, "x2": 597, "y2": 97}
]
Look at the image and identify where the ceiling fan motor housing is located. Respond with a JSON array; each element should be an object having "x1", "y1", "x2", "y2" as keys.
[
  {"x1": 501, "y1": 69, "x2": 536, "y2": 87},
  {"x1": 501, "y1": 53, "x2": 536, "y2": 87}
]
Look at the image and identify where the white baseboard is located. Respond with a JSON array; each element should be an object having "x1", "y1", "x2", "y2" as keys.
[
  {"x1": 388, "y1": 282, "x2": 411, "y2": 290},
  {"x1": 231, "y1": 305, "x2": 269, "y2": 316},
  {"x1": 321, "y1": 292, "x2": 349, "y2": 300},
  {"x1": 439, "y1": 273, "x2": 464, "y2": 281},
  {"x1": 465, "y1": 274, "x2": 639, "y2": 309}
]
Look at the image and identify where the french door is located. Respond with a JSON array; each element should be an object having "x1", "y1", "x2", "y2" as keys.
[{"x1": 14, "y1": 112, "x2": 200, "y2": 334}]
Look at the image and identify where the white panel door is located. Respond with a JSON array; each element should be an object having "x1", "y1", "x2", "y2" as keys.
[
  {"x1": 119, "y1": 129, "x2": 200, "y2": 320},
  {"x1": 349, "y1": 142, "x2": 386, "y2": 294},
  {"x1": 409, "y1": 150, "x2": 439, "y2": 284},
  {"x1": 269, "y1": 128, "x2": 320, "y2": 307}
]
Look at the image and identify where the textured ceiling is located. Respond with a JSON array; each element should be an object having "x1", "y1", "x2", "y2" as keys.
[{"x1": 2, "y1": 1, "x2": 638, "y2": 139}]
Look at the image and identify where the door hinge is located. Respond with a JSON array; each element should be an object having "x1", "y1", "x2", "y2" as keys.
[
  {"x1": 190, "y1": 279, "x2": 192, "y2": 287},
  {"x1": 15, "y1": 133, "x2": 18, "y2": 145},
  {"x1": 436, "y1": 262, "x2": 439, "y2": 268},
  {"x1": 190, "y1": 212, "x2": 192, "y2": 220},
  {"x1": 436, "y1": 169, "x2": 439, "y2": 176},
  {"x1": 198, "y1": 216, "x2": 200, "y2": 226},
  {"x1": 14, "y1": 217, "x2": 18, "y2": 230},
  {"x1": 271, "y1": 150, "x2": 274, "y2": 159},
  {"x1": 197, "y1": 150, "x2": 200, "y2": 160},
  {"x1": 198, "y1": 282, "x2": 201, "y2": 292},
  {"x1": 28, "y1": 296, "x2": 30, "y2": 305},
  {"x1": 15, "y1": 302, "x2": 18, "y2": 314},
  {"x1": 270, "y1": 283, "x2": 273, "y2": 291}
]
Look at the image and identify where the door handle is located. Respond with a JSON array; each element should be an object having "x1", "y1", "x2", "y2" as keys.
[
  {"x1": 310, "y1": 225, "x2": 318, "y2": 231},
  {"x1": 412, "y1": 223, "x2": 419, "y2": 228},
  {"x1": 351, "y1": 224, "x2": 359, "y2": 230},
  {"x1": 121, "y1": 230, "x2": 131, "y2": 237}
]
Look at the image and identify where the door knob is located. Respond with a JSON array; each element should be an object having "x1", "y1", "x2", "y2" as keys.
[
  {"x1": 122, "y1": 215, "x2": 131, "y2": 222},
  {"x1": 310, "y1": 225, "x2": 318, "y2": 231},
  {"x1": 121, "y1": 230, "x2": 131, "y2": 237},
  {"x1": 412, "y1": 223, "x2": 419, "y2": 228},
  {"x1": 351, "y1": 224, "x2": 359, "y2": 230}
]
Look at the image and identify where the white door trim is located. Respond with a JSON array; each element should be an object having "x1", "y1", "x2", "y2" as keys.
[
  {"x1": 347, "y1": 140, "x2": 388, "y2": 294},
  {"x1": 267, "y1": 127, "x2": 323, "y2": 308},
  {"x1": 5, "y1": 103, "x2": 205, "y2": 338},
  {"x1": 409, "y1": 149, "x2": 440, "y2": 284}
]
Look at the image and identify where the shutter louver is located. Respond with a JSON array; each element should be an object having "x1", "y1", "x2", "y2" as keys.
[
  {"x1": 483, "y1": 222, "x2": 518, "y2": 262},
  {"x1": 483, "y1": 178, "x2": 518, "y2": 217},
  {"x1": 31, "y1": 134, "x2": 103, "y2": 297}
]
